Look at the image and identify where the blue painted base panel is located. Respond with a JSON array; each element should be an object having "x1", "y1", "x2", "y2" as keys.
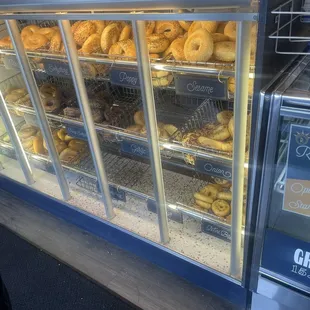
[{"x1": 0, "y1": 175, "x2": 247, "y2": 308}]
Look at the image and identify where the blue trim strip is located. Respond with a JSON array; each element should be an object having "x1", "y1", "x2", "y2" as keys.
[{"x1": 0, "y1": 175, "x2": 247, "y2": 307}]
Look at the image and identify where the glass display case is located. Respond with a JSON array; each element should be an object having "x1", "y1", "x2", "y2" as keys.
[
  {"x1": 0, "y1": 1, "x2": 265, "y2": 307},
  {"x1": 251, "y1": 55, "x2": 310, "y2": 309}
]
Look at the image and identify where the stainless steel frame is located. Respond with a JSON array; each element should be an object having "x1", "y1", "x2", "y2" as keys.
[
  {"x1": 6, "y1": 19, "x2": 71, "y2": 201},
  {"x1": 59, "y1": 20, "x2": 114, "y2": 220},
  {"x1": 0, "y1": 94, "x2": 34, "y2": 185}
]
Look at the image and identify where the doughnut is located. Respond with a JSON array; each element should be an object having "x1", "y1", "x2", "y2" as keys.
[
  {"x1": 197, "y1": 136, "x2": 233, "y2": 152},
  {"x1": 59, "y1": 147, "x2": 79, "y2": 163},
  {"x1": 228, "y1": 117, "x2": 234, "y2": 136},
  {"x1": 217, "y1": 191, "x2": 232, "y2": 201},
  {"x1": 212, "y1": 199, "x2": 231, "y2": 217},
  {"x1": 194, "y1": 192, "x2": 213, "y2": 204},
  {"x1": 37, "y1": 27, "x2": 56, "y2": 40},
  {"x1": 18, "y1": 124, "x2": 37, "y2": 139},
  {"x1": 216, "y1": 22, "x2": 227, "y2": 34},
  {"x1": 0, "y1": 36, "x2": 13, "y2": 49},
  {"x1": 71, "y1": 21, "x2": 82, "y2": 34},
  {"x1": 211, "y1": 33, "x2": 229, "y2": 43},
  {"x1": 80, "y1": 34, "x2": 101, "y2": 54},
  {"x1": 152, "y1": 74, "x2": 173, "y2": 87},
  {"x1": 184, "y1": 28, "x2": 213, "y2": 62},
  {"x1": 57, "y1": 128, "x2": 67, "y2": 141},
  {"x1": 199, "y1": 184, "x2": 218, "y2": 200},
  {"x1": 146, "y1": 21, "x2": 155, "y2": 36},
  {"x1": 109, "y1": 39, "x2": 136, "y2": 59},
  {"x1": 155, "y1": 21, "x2": 183, "y2": 41},
  {"x1": 73, "y1": 21, "x2": 96, "y2": 46},
  {"x1": 228, "y1": 77, "x2": 253, "y2": 96},
  {"x1": 125, "y1": 125, "x2": 143, "y2": 133},
  {"x1": 217, "y1": 111, "x2": 233, "y2": 125},
  {"x1": 49, "y1": 32, "x2": 62, "y2": 52},
  {"x1": 164, "y1": 36, "x2": 186, "y2": 60},
  {"x1": 23, "y1": 33, "x2": 48, "y2": 50},
  {"x1": 119, "y1": 25, "x2": 132, "y2": 41},
  {"x1": 100, "y1": 23, "x2": 120, "y2": 54},
  {"x1": 21, "y1": 25, "x2": 40, "y2": 39},
  {"x1": 134, "y1": 110, "x2": 145, "y2": 125},
  {"x1": 213, "y1": 41, "x2": 236, "y2": 62},
  {"x1": 33, "y1": 136, "x2": 45, "y2": 154},
  {"x1": 208, "y1": 125, "x2": 231, "y2": 140},
  {"x1": 178, "y1": 21, "x2": 192, "y2": 31},
  {"x1": 147, "y1": 34, "x2": 170, "y2": 53},
  {"x1": 213, "y1": 177, "x2": 231, "y2": 188},
  {"x1": 188, "y1": 21, "x2": 218, "y2": 35},
  {"x1": 68, "y1": 139, "x2": 88, "y2": 152},
  {"x1": 92, "y1": 20, "x2": 106, "y2": 35},
  {"x1": 195, "y1": 199, "x2": 212, "y2": 210}
]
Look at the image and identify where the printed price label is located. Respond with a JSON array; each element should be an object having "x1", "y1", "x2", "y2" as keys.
[
  {"x1": 262, "y1": 229, "x2": 310, "y2": 287},
  {"x1": 3, "y1": 55, "x2": 20, "y2": 70},
  {"x1": 65, "y1": 125, "x2": 88, "y2": 141},
  {"x1": 147, "y1": 199, "x2": 183, "y2": 223},
  {"x1": 195, "y1": 158, "x2": 232, "y2": 180},
  {"x1": 283, "y1": 124, "x2": 310, "y2": 217},
  {"x1": 175, "y1": 74, "x2": 228, "y2": 100},
  {"x1": 44, "y1": 60, "x2": 71, "y2": 78},
  {"x1": 121, "y1": 141, "x2": 149, "y2": 158},
  {"x1": 201, "y1": 221, "x2": 231, "y2": 242},
  {"x1": 110, "y1": 68, "x2": 140, "y2": 88}
]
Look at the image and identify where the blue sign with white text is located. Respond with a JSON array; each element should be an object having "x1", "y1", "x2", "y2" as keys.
[
  {"x1": 262, "y1": 229, "x2": 310, "y2": 287},
  {"x1": 195, "y1": 158, "x2": 232, "y2": 180}
]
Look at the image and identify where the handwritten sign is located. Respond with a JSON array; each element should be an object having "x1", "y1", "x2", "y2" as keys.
[
  {"x1": 121, "y1": 141, "x2": 149, "y2": 158},
  {"x1": 262, "y1": 229, "x2": 310, "y2": 287},
  {"x1": 65, "y1": 125, "x2": 87, "y2": 141},
  {"x1": 44, "y1": 60, "x2": 71, "y2": 78},
  {"x1": 175, "y1": 74, "x2": 228, "y2": 100},
  {"x1": 3, "y1": 55, "x2": 20, "y2": 70},
  {"x1": 201, "y1": 221, "x2": 231, "y2": 242},
  {"x1": 147, "y1": 199, "x2": 183, "y2": 223},
  {"x1": 110, "y1": 68, "x2": 140, "y2": 88},
  {"x1": 283, "y1": 124, "x2": 310, "y2": 217},
  {"x1": 195, "y1": 158, "x2": 232, "y2": 180}
]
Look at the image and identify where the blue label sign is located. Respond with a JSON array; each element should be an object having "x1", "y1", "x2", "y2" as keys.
[
  {"x1": 110, "y1": 68, "x2": 140, "y2": 88},
  {"x1": 65, "y1": 125, "x2": 87, "y2": 141},
  {"x1": 201, "y1": 221, "x2": 231, "y2": 242},
  {"x1": 262, "y1": 229, "x2": 310, "y2": 287},
  {"x1": 3, "y1": 55, "x2": 20, "y2": 70},
  {"x1": 44, "y1": 60, "x2": 71, "y2": 78},
  {"x1": 175, "y1": 74, "x2": 228, "y2": 100},
  {"x1": 147, "y1": 199, "x2": 183, "y2": 223},
  {"x1": 195, "y1": 158, "x2": 232, "y2": 180},
  {"x1": 121, "y1": 141, "x2": 149, "y2": 158},
  {"x1": 283, "y1": 124, "x2": 310, "y2": 217}
]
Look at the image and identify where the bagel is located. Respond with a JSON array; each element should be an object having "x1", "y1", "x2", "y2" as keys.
[
  {"x1": 21, "y1": 25, "x2": 40, "y2": 39},
  {"x1": 224, "y1": 22, "x2": 257, "y2": 42},
  {"x1": 197, "y1": 136, "x2": 233, "y2": 152},
  {"x1": 23, "y1": 33, "x2": 48, "y2": 50},
  {"x1": 228, "y1": 77, "x2": 254, "y2": 96},
  {"x1": 184, "y1": 28, "x2": 213, "y2": 62},
  {"x1": 100, "y1": 23, "x2": 120, "y2": 54},
  {"x1": 119, "y1": 25, "x2": 132, "y2": 41},
  {"x1": 194, "y1": 192, "x2": 213, "y2": 204},
  {"x1": 80, "y1": 34, "x2": 101, "y2": 54},
  {"x1": 73, "y1": 21, "x2": 96, "y2": 46},
  {"x1": 216, "y1": 22, "x2": 227, "y2": 34},
  {"x1": 42, "y1": 96, "x2": 61, "y2": 113},
  {"x1": 146, "y1": 21, "x2": 156, "y2": 36},
  {"x1": 217, "y1": 191, "x2": 232, "y2": 201},
  {"x1": 151, "y1": 70, "x2": 169, "y2": 78},
  {"x1": 18, "y1": 124, "x2": 37, "y2": 139},
  {"x1": 49, "y1": 32, "x2": 62, "y2": 52},
  {"x1": 134, "y1": 110, "x2": 145, "y2": 126},
  {"x1": 199, "y1": 184, "x2": 219, "y2": 200},
  {"x1": 37, "y1": 27, "x2": 56, "y2": 40},
  {"x1": 33, "y1": 135, "x2": 45, "y2": 155},
  {"x1": 195, "y1": 199, "x2": 212, "y2": 210},
  {"x1": 125, "y1": 125, "x2": 143, "y2": 133},
  {"x1": 212, "y1": 199, "x2": 231, "y2": 217},
  {"x1": 109, "y1": 39, "x2": 136, "y2": 59},
  {"x1": 208, "y1": 124, "x2": 231, "y2": 140},
  {"x1": 59, "y1": 147, "x2": 79, "y2": 163},
  {"x1": 40, "y1": 83, "x2": 58, "y2": 99},
  {"x1": 213, "y1": 177, "x2": 231, "y2": 188},
  {"x1": 228, "y1": 117, "x2": 234, "y2": 137},
  {"x1": 0, "y1": 36, "x2": 13, "y2": 49},
  {"x1": 80, "y1": 62, "x2": 97, "y2": 78},
  {"x1": 68, "y1": 139, "x2": 88, "y2": 152},
  {"x1": 213, "y1": 41, "x2": 236, "y2": 62},
  {"x1": 152, "y1": 74, "x2": 173, "y2": 87},
  {"x1": 178, "y1": 21, "x2": 192, "y2": 31},
  {"x1": 211, "y1": 33, "x2": 229, "y2": 43},
  {"x1": 188, "y1": 21, "x2": 218, "y2": 35},
  {"x1": 92, "y1": 20, "x2": 106, "y2": 35},
  {"x1": 217, "y1": 110, "x2": 233, "y2": 125},
  {"x1": 147, "y1": 34, "x2": 170, "y2": 53},
  {"x1": 71, "y1": 21, "x2": 82, "y2": 34},
  {"x1": 164, "y1": 36, "x2": 186, "y2": 60},
  {"x1": 57, "y1": 128, "x2": 67, "y2": 141},
  {"x1": 155, "y1": 21, "x2": 183, "y2": 41},
  {"x1": 22, "y1": 136, "x2": 35, "y2": 150}
]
